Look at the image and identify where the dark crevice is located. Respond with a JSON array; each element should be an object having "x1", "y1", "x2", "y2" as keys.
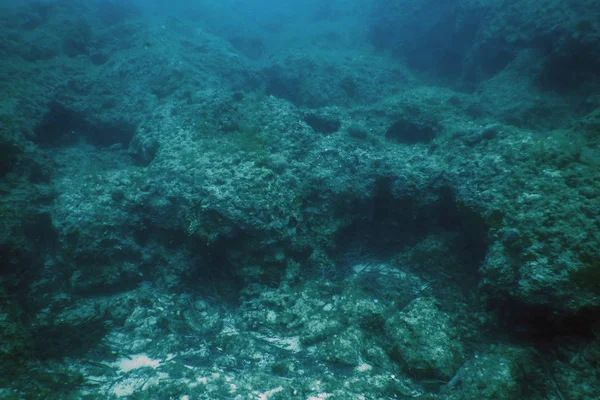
[
  {"x1": 333, "y1": 183, "x2": 489, "y2": 282},
  {"x1": 31, "y1": 319, "x2": 111, "y2": 360},
  {"x1": 34, "y1": 102, "x2": 136, "y2": 148},
  {"x1": 538, "y1": 41, "x2": 600, "y2": 94},
  {"x1": 490, "y1": 300, "x2": 599, "y2": 345},
  {"x1": 183, "y1": 232, "x2": 248, "y2": 303},
  {"x1": 386, "y1": 120, "x2": 438, "y2": 144},
  {"x1": 304, "y1": 114, "x2": 341, "y2": 134}
]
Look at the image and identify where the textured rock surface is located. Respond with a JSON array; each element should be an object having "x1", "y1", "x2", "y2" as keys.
[
  {"x1": 0, "y1": 0, "x2": 599, "y2": 398},
  {"x1": 385, "y1": 297, "x2": 464, "y2": 380}
]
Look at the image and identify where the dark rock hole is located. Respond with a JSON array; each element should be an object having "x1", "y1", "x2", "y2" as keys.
[
  {"x1": 33, "y1": 102, "x2": 136, "y2": 148},
  {"x1": 386, "y1": 120, "x2": 437, "y2": 144},
  {"x1": 491, "y1": 300, "x2": 599, "y2": 346},
  {"x1": 333, "y1": 181, "x2": 489, "y2": 286},
  {"x1": 304, "y1": 114, "x2": 341, "y2": 134}
]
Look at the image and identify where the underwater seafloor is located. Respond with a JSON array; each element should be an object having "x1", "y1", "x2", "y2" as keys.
[{"x1": 1, "y1": 0, "x2": 599, "y2": 399}]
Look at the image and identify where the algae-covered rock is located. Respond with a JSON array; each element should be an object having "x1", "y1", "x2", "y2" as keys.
[
  {"x1": 385, "y1": 297, "x2": 464, "y2": 380},
  {"x1": 301, "y1": 317, "x2": 343, "y2": 346},
  {"x1": 1, "y1": 0, "x2": 599, "y2": 398},
  {"x1": 316, "y1": 327, "x2": 364, "y2": 366},
  {"x1": 444, "y1": 346, "x2": 535, "y2": 400}
]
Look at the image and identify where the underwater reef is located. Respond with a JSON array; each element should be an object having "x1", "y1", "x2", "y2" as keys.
[{"x1": 1, "y1": 0, "x2": 599, "y2": 399}]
